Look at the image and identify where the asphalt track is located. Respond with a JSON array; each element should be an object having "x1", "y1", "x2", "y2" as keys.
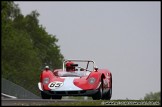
[
  {"x1": 1, "y1": 99, "x2": 92, "y2": 106},
  {"x1": 2, "y1": 98, "x2": 161, "y2": 106}
]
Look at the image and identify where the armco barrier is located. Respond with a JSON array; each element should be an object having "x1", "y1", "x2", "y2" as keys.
[
  {"x1": 1, "y1": 93, "x2": 17, "y2": 99},
  {"x1": 1, "y1": 78, "x2": 40, "y2": 99}
]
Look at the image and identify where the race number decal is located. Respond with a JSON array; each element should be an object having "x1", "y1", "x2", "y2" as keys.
[{"x1": 48, "y1": 81, "x2": 63, "y2": 89}]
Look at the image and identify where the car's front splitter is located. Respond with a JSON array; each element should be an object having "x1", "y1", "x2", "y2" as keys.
[{"x1": 43, "y1": 89, "x2": 98, "y2": 96}]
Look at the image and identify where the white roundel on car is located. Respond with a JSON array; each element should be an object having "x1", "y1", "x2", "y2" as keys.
[{"x1": 48, "y1": 81, "x2": 64, "y2": 90}]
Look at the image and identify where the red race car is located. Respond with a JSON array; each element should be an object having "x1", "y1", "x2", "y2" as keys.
[{"x1": 38, "y1": 59, "x2": 112, "y2": 100}]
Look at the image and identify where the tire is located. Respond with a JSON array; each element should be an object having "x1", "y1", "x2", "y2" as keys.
[
  {"x1": 52, "y1": 95, "x2": 62, "y2": 99},
  {"x1": 41, "y1": 91, "x2": 51, "y2": 99},
  {"x1": 102, "y1": 77, "x2": 112, "y2": 100},
  {"x1": 107, "y1": 88, "x2": 112, "y2": 100},
  {"x1": 102, "y1": 88, "x2": 112, "y2": 100},
  {"x1": 92, "y1": 81, "x2": 103, "y2": 100},
  {"x1": 107, "y1": 76, "x2": 112, "y2": 100}
]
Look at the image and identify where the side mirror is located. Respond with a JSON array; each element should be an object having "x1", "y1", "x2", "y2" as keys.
[
  {"x1": 45, "y1": 66, "x2": 49, "y2": 69},
  {"x1": 94, "y1": 66, "x2": 98, "y2": 72}
]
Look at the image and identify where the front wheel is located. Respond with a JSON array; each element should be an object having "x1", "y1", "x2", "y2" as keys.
[
  {"x1": 92, "y1": 82, "x2": 103, "y2": 100},
  {"x1": 102, "y1": 88, "x2": 112, "y2": 100},
  {"x1": 52, "y1": 95, "x2": 62, "y2": 99},
  {"x1": 41, "y1": 91, "x2": 51, "y2": 99}
]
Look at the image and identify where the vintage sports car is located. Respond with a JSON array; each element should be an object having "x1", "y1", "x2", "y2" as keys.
[{"x1": 38, "y1": 60, "x2": 112, "y2": 100}]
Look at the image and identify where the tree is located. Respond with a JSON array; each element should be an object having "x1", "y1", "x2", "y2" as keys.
[
  {"x1": 2, "y1": 1, "x2": 64, "y2": 96},
  {"x1": 144, "y1": 91, "x2": 161, "y2": 100}
]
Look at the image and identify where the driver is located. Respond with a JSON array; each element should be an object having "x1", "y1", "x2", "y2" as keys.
[{"x1": 65, "y1": 61, "x2": 75, "y2": 72}]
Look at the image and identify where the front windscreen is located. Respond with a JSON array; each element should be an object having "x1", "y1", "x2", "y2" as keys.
[{"x1": 60, "y1": 60, "x2": 95, "y2": 77}]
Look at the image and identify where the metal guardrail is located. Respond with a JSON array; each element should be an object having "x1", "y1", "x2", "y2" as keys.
[
  {"x1": 1, "y1": 78, "x2": 40, "y2": 99},
  {"x1": 1, "y1": 93, "x2": 17, "y2": 99}
]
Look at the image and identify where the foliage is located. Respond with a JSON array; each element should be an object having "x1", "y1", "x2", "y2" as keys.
[
  {"x1": 144, "y1": 91, "x2": 161, "y2": 100},
  {"x1": 1, "y1": 1, "x2": 64, "y2": 96}
]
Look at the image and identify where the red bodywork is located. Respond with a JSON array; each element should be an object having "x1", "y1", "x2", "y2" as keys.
[{"x1": 38, "y1": 60, "x2": 112, "y2": 100}]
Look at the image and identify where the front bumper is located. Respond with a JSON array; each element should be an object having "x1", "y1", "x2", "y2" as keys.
[{"x1": 43, "y1": 89, "x2": 98, "y2": 96}]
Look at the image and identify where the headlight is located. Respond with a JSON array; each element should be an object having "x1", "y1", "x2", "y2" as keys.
[
  {"x1": 43, "y1": 78, "x2": 49, "y2": 84},
  {"x1": 88, "y1": 77, "x2": 96, "y2": 84}
]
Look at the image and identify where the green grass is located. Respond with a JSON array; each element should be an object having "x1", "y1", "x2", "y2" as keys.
[{"x1": 45, "y1": 100, "x2": 160, "y2": 106}]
